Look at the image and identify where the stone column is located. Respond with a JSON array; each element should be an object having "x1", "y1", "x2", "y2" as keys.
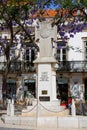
[
  {"x1": 34, "y1": 21, "x2": 58, "y2": 103},
  {"x1": 51, "y1": 70, "x2": 57, "y2": 101}
]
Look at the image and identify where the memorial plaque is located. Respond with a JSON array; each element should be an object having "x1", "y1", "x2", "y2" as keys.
[
  {"x1": 42, "y1": 90, "x2": 47, "y2": 95},
  {"x1": 39, "y1": 72, "x2": 49, "y2": 81},
  {"x1": 38, "y1": 64, "x2": 51, "y2": 98},
  {"x1": 39, "y1": 96, "x2": 50, "y2": 101}
]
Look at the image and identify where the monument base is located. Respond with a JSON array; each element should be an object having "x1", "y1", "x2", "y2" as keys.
[{"x1": 22, "y1": 99, "x2": 67, "y2": 117}]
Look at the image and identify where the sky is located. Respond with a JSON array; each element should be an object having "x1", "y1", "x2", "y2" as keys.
[
  {"x1": 44, "y1": 3, "x2": 59, "y2": 10},
  {"x1": 37, "y1": 0, "x2": 60, "y2": 10},
  {"x1": 46, "y1": 4, "x2": 59, "y2": 9}
]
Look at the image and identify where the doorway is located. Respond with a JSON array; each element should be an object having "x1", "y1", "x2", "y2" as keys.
[
  {"x1": 24, "y1": 79, "x2": 36, "y2": 98},
  {"x1": 57, "y1": 78, "x2": 68, "y2": 104},
  {"x1": 6, "y1": 79, "x2": 16, "y2": 99}
]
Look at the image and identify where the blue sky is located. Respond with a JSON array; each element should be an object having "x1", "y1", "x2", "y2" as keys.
[
  {"x1": 44, "y1": 3, "x2": 59, "y2": 10},
  {"x1": 37, "y1": 0, "x2": 60, "y2": 10},
  {"x1": 46, "y1": 4, "x2": 59, "y2": 9}
]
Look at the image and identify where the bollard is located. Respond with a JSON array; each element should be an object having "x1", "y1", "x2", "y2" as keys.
[
  {"x1": 10, "y1": 99, "x2": 14, "y2": 116},
  {"x1": 71, "y1": 98, "x2": 76, "y2": 116},
  {"x1": 7, "y1": 99, "x2": 11, "y2": 116}
]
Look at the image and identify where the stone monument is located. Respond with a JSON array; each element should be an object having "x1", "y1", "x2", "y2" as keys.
[
  {"x1": 34, "y1": 21, "x2": 59, "y2": 106},
  {"x1": 21, "y1": 21, "x2": 65, "y2": 116}
]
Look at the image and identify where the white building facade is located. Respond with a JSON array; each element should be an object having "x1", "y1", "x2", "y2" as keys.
[
  {"x1": 0, "y1": 20, "x2": 87, "y2": 104},
  {"x1": 57, "y1": 31, "x2": 87, "y2": 103}
]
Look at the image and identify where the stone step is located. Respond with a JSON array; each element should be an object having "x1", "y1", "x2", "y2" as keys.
[
  {"x1": 22, "y1": 103, "x2": 68, "y2": 117},
  {"x1": 22, "y1": 108, "x2": 69, "y2": 117}
]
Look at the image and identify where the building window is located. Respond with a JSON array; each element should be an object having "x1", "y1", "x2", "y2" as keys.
[
  {"x1": 25, "y1": 47, "x2": 35, "y2": 66},
  {"x1": 10, "y1": 48, "x2": 16, "y2": 60},
  {"x1": 57, "y1": 41, "x2": 67, "y2": 61},
  {"x1": 84, "y1": 41, "x2": 87, "y2": 60}
]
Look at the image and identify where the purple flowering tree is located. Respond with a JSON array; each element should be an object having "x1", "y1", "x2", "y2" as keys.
[
  {"x1": 0, "y1": 0, "x2": 38, "y2": 98},
  {"x1": 0, "y1": 0, "x2": 87, "y2": 102}
]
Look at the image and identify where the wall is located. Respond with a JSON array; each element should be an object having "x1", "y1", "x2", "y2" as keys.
[{"x1": 68, "y1": 31, "x2": 87, "y2": 61}]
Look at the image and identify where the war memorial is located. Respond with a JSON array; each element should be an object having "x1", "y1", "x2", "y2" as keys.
[{"x1": 1, "y1": 21, "x2": 87, "y2": 129}]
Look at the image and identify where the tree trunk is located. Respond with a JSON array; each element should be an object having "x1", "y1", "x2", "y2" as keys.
[{"x1": 2, "y1": 75, "x2": 7, "y2": 107}]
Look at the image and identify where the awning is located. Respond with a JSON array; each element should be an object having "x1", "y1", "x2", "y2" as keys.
[
  {"x1": 6, "y1": 79, "x2": 16, "y2": 83},
  {"x1": 24, "y1": 79, "x2": 35, "y2": 83},
  {"x1": 58, "y1": 78, "x2": 68, "y2": 84},
  {"x1": 57, "y1": 41, "x2": 67, "y2": 46}
]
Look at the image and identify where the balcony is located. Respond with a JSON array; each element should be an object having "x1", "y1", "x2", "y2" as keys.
[
  {"x1": 0, "y1": 61, "x2": 87, "y2": 74},
  {"x1": 57, "y1": 61, "x2": 87, "y2": 72},
  {"x1": 0, "y1": 61, "x2": 36, "y2": 74}
]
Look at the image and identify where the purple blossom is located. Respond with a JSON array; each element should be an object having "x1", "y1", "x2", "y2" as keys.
[
  {"x1": 59, "y1": 31, "x2": 65, "y2": 36},
  {"x1": 27, "y1": 20, "x2": 33, "y2": 25},
  {"x1": 12, "y1": 22, "x2": 17, "y2": 26},
  {"x1": 70, "y1": 34, "x2": 74, "y2": 38},
  {"x1": 57, "y1": 46, "x2": 62, "y2": 50},
  {"x1": 64, "y1": 36, "x2": 68, "y2": 40},
  {"x1": 28, "y1": 29, "x2": 31, "y2": 34}
]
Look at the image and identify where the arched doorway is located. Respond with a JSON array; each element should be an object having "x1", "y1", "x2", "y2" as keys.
[
  {"x1": 57, "y1": 78, "x2": 68, "y2": 104},
  {"x1": 24, "y1": 79, "x2": 36, "y2": 98},
  {"x1": 6, "y1": 78, "x2": 16, "y2": 99}
]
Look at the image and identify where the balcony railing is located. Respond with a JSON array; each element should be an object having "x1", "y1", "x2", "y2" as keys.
[
  {"x1": 0, "y1": 61, "x2": 36, "y2": 73},
  {"x1": 0, "y1": 61, "x2": 87, "y2": 73},
  {"x1": 57, "y1": 61, "x2": 87, "y2": 72}
]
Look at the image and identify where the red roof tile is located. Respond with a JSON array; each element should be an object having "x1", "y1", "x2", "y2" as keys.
[{"x1": 33, "y1": 9, "x2": 78, "y2": 19}]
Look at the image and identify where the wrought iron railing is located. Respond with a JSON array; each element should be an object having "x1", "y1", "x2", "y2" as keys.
[
  {"x1": 0, "y1": 61, "x2": 87, "y2": 73},
  {"x1": 57, "y1": 61, "x2": 87, "y2": 72},
  {"x1": 0, "y1": 61, "x2": 36, "y2": 73}
]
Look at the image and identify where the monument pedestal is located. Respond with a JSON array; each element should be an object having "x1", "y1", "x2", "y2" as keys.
[
  {"x1": 34, "y1": 21, "x2": 59, "y2": 107},
  {"x1": 34, "y1": 56, "x2": 60, "y2": 109},
  {"x1": 22, "y1": 21, "x2": 62, "y2": 115}
]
